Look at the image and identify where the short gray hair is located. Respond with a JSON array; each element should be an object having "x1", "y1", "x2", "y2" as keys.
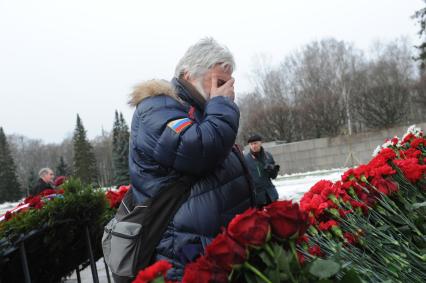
[
  {"x1": 174, "y1": 37, "x2": 235, "y2": 79},
  {"x1": 39, "y1": 168, "x2": 53, "y2": 178}
]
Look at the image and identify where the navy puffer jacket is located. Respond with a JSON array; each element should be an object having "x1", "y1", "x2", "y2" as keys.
[{"x1": 128, "y1": 78, "x2": 254, "y2": 279}]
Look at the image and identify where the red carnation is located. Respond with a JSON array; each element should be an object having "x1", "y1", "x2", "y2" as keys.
[
  {"x1": 205, "y1": 233, "x2": 247, "y2": 271},
  {"x1": 309, "y1": 194, "x2": 325, "y2": 210},
  {"x1": 24, "y1": 196, "x2": 34, "y2": 204},
  {"x1": 227, "y1": 208, "x2": 270, "y2": 247},
  {"x1": 376, "y1": 147, "x2": 396, "y2": 161},
  {"x1": 344, "y1": 232, "x2": 357, "y2": 245},
  {"x1": 318, "y1": 220, "x2": 338, "y2": 231},
  {"x1": 106, "y1": 186, "x2": 130, "y2": 208},
  {"x1": 410, "y1": 137, "x2": 426, "y2": 149},
  {"x1": 371, "y1": 177, "x2": 398, "y2": 196},
  {"x1": 402, "y1": 133, "x2": 415, "y2": 144},
  {"x1": 339, "y1": 209, "x2": 353, "y2": 218},
  {"x1": 368, "y1": 153, "x2": 397, "y2": 178},
  {"x1": 308, "y1": 245, "x2": 324, "y2": 257},
  {"x1": 25, "y1": 196, "x2": 44, "y2": 209},
  {"x1": 265, "y1": 200, "x2": 308, "y2": 239},
  {"x1": 394, "y1": 158, "x2": 426, "y2": 183},
  {"x1": 369, "y1": 164, "x2": 396, "y2": 178},
  {"x1": 133, "y1": 260, "x2": 172, "y2": 283},
  {"x1": 353, "y1": 165, "x2": 370, "y2": 182},
  {"x1": 4, "y1": 211, "x2": 13, "y2": 221},
  {"x1": 296, "y1": 235, "x2": 309, "y2": 245},
  {"x1": 401, "y1": 148, "x2": 422, "y2": 159},
  {"x1": 315, "y1": 201, "x2": 331, "y2": 217},
  {"x1": 105, "y1": 191, "x2": 118, "y2": 208},
  {"x1": 320, "y1": 182, "x2": 339, "y2": 202},
  {"x1": 182, "y1": 256, "x2": 229, "y2": 283},
  {"x1": 342, "y1": 168, "x2": 355, "y2": 182},
  {"x1": 310, "y1": 180, "x2": 334, "y2": 195},
  {"x1": 54, "y1": 176, "x2": 66, "y2": 187}
]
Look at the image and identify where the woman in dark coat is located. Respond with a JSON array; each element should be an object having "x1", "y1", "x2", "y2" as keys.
[{"x1": 128, "y1": 38, "x2": 254, "y2": 279}]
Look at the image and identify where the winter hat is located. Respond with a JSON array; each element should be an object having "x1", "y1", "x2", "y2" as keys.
[{"x1": 247, "y1": 134, "x2": 262, "y2": 143}]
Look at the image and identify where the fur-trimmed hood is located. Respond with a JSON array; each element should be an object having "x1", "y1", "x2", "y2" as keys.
[{"x1": 128, "y1": 79, "x2": 179, "y2": 107}]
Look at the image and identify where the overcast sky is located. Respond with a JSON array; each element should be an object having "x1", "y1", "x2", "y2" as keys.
[{"x1": 0, "y1": 0, "x2": 423, "y2": 143}]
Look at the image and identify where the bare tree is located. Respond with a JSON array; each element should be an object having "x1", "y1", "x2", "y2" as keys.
[
  {"x1": 288, "y1": 39, "x2": 364, "y2": 138},
  {"x1": 239, "y1": 38, "x2": 367, "y2": 142},
  {"x1": 7, "y1": 135, "x2": 74, "y2": 195},
  {"x1": 352, "y1": 39, "x2": 416, "y2": 129},
  {"x1": 238, "y1": 60, "x2": 296, "y2": 144}
]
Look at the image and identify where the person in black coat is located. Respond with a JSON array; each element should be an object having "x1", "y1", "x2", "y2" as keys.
[
  {"x1": 244, "y1": 134, "x2": 280, "y2": 206},
  {"x1": 30, "y1": 168, "x2": 55, "y2": 196},
  {"x1": 128, "y1": 38, "x2": 254, "y2": 280}
]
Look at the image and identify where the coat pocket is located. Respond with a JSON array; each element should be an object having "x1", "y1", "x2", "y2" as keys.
[
  {"x1": 101, "y1": 217, "x2": 117, "y2": 267},
  {"x1": 109, "y1": 221, "x2": 143, "y2": 277},
  {"x1": 102, "y1": 204, "x2": 147, "y2": 278}
]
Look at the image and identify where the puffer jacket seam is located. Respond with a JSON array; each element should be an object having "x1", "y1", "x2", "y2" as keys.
[{"x1": 188, "y1": 173, "x2": 246, "y2": 200}]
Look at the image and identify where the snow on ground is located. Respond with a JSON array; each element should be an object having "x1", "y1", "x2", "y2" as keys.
[
  {"x1": 275, "y1": 168, "x2": 347, "y2": 202},
  {"x1": 0, "y1": 200, "x2": 24, "y2": 216}
]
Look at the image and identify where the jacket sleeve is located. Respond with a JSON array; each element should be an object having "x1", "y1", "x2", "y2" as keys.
[{"x1": 139, "y1": 96, "x2": 239, "y2": 175}]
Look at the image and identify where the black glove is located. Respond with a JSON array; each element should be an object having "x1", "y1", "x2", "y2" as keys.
[{"x1": 264, "y1": 164, "x2": 280, "y2": 179}]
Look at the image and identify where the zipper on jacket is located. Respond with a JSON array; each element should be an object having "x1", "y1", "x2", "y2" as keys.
[{"x1": 256, "y1": 164, "x2": 261, "y2": 176}]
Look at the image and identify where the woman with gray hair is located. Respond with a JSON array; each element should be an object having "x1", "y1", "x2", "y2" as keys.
[
  {"x1": 174, "y1": 37, "x2": 236, "y2": 100},
  {"x1": 123, "y1": 37, "x2": 254, "y2": 280}
]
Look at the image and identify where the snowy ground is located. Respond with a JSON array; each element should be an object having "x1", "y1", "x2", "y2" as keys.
[
  {"x1": 275, "y1": 168, "x2": 346, "y2": 202},
  {"x1": 1, "y1": 168, "x2": 347, "y2": 282},
  {"x1": 0, "y1": 200, "x2": 23, "y2": 216}
]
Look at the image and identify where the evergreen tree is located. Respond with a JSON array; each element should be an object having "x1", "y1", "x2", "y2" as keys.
[
  {"x1": 112, "y1": 111, "x2": 130, "y2": 185},
  {"x1": 27, "y1": 169, "x2": 38, "y2": 196},
  {"x1": 0, "y1": 127, "x2": 22, "y2": 202},
  {"x1": 56, "y1": 156, "x2": 69, "y2": 176},
  {"x1": 414, "y1": 2, "x2": 426, "y2": 71},
  {"x1": 73, "y1": 115, "x2": 98, "y2": 185}
]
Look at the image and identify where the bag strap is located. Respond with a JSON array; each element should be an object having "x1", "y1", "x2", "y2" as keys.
[
  {"x1": 115, "y1": 188, "x2": 135, "y2": 222},
  {"x1": 136, "y1": 175, "x2": 195, "y2": 270}
]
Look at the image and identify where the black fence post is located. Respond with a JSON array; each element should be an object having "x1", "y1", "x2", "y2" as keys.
[
  {"x1": 84, "y1": 226, "x2": 99, "y2": 283},
  {"x1": 19, "y1": 241, "x2": 31, "y2": 283},
  {"x1": 76, "y1": 266, "x2": 81, "y2": 283},
  {"x1": 104, "y1": 258, "x2": 112, "y2": 283}
]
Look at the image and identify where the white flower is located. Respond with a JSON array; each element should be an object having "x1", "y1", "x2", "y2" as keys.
[
  {"x1": 372, "y1": 145, "x2": 382, "y2": 157},
  {"x1": 382, "y1": 140, "x2": 393, "y2": 148},
  {"x1": 404, "y1": 125, "x2": 423, "y2": 139}
]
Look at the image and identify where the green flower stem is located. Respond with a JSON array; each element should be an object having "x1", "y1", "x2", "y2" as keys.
[
  {"x1": 243, "y1": 262, "x2": 273, "y2": 283},
  {"x1": 289, "y1": 240, "x2": 300, "y2": 269},
  {"x1": 264, "y1": 242, "x2": 275, "y2": 258}
]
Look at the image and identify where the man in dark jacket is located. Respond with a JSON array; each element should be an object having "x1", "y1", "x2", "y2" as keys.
[
  {"x1": 30, "y1": 168, "x2": 55, "y2": 196},
  {"x1": 128, "y1": 38, "x2": 254, "y2": 280},
  {"x1": 244, "y1": 134, "x2": 280, "y2": 206}
]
